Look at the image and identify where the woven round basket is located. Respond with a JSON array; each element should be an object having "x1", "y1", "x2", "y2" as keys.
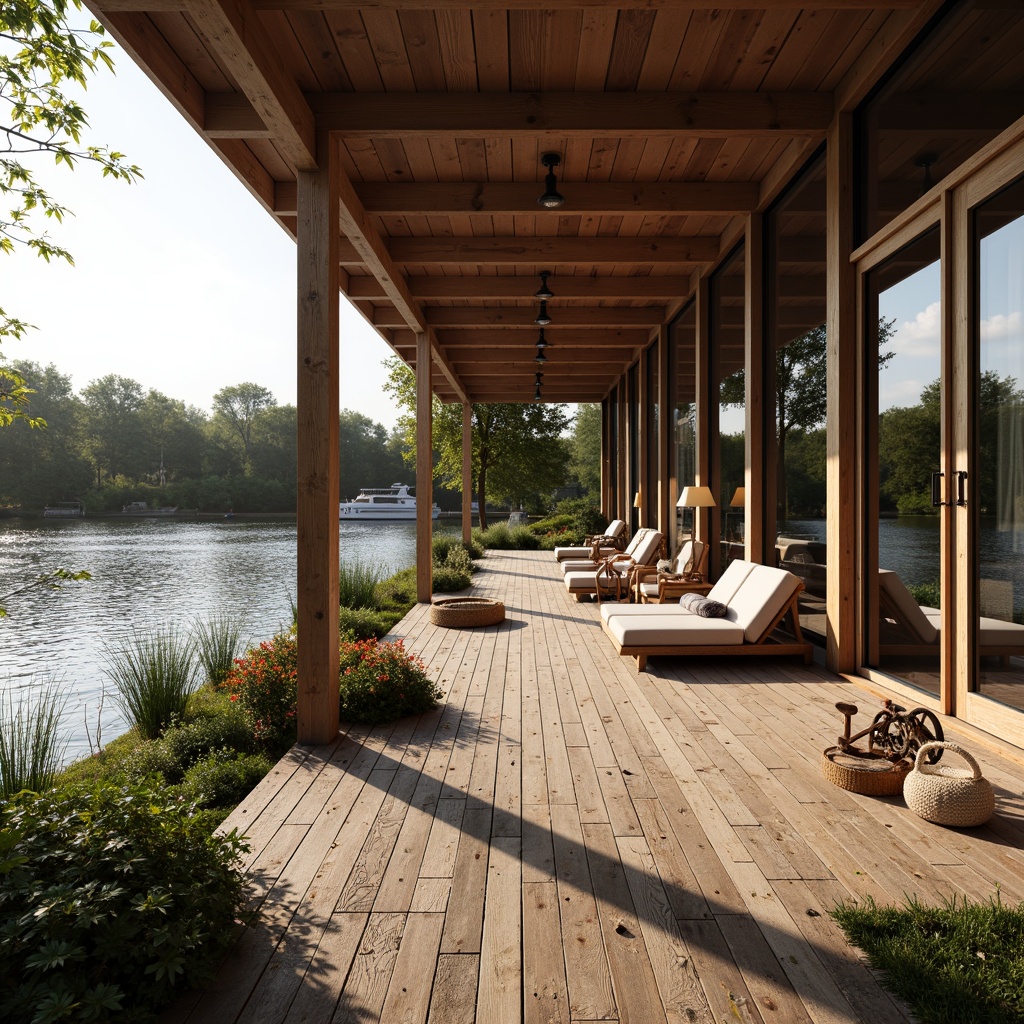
[
  {"x1": 430, "y1": 597, "x2": 505, "y2": 628},
  {"x1": 821, "y1": 746, "x2": 911, "y2": 796},
  {"x1": 903, "y1": 741, "x2": 994, "y2": 827}
]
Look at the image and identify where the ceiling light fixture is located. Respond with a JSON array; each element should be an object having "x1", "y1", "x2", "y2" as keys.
[
  {"x1": 535, "y1": 345, "x2": 547, "y2": 364},
  {"x1": 535, "y1": 327, "x2": 548, "y2": 349},
  {"x1": 537, "y1": 153, "x2": 565, "y2": 209},
  {"x1": 534, "y1": 299, "x2": 552, "y2": 326},
  {"x1": 534, "y1": 271, "x2": 554, "y2": 300}
]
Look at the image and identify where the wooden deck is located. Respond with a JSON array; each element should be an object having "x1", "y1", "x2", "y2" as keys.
[{"x1": 167, "y1": 550, "x2": 1024, "y2": 1024}]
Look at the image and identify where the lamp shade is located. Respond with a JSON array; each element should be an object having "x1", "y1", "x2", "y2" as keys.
[
  {"x1": 677, "y1": 485, "x2": 716, "y2": 509},
  {"x1": 730, "y1": 486, "x2": 746, "y2": 507}
]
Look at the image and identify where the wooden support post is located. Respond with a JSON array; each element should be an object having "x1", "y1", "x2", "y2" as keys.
[
  {"x1": 462, "y1": 402, "x2": 473, "y2": 546},
  {"x1": 637, "y1": 353, "x2": 648, "y2": 529},
  {"x1": 695, "y1": 275, "x2": 716, "y2": 564},
  {"x1": 745, "y1": 213, "x2": 765, "y2": 565},
  {"x1": 296, "y1": 132, "x2": 340, "y2": 746},
  {"x1": 601, "y1": 398, "x2": 611, "y2": 518},
  {"x1": 416, "y1": 332, "x2": 433, "y2": 602},
  {"x1": 826, "y1": 112, "x2": 857, "y2": 673},
  {"x1": 657, "y1": 324, "x2": 671, "y2": 540}
]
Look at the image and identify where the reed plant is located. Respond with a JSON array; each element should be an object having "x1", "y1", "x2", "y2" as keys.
[
  {"x1": 193, "y1": 612, "x2": 247, "y2": 687},
  {"x1": 105, "y1": 627, "x2": 199, "y2": 739},
  {"x1": 0, "y1": 679, "x2": 69, "y2": 798},
  {"x1": 339, "y1": 559, "x2": 386, "y2": 609}
]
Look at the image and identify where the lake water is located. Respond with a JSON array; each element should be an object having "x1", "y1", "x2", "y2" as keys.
[{"x1": 0, "y1": 516, "x2": 463, "y2": 762}]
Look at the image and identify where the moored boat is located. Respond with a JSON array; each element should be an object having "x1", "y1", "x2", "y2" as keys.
[
  {"x1": 340, "y1": 483, "x2": 440, "y2": 521},
  {"x1": 43, "y1": 501, "x2": 85, "y2": 518}
]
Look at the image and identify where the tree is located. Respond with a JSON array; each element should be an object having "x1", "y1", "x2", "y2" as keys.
[
  {"x1": 568, "y1": 403, "x2": 601, "y2": 495},
  {"x1": 338, "y1": 409, "x2": 405, "y2": 496},
  {"x1": 211, "y1": 383, "x2": 276, "y2": 473},
  {"x1": 80, "y1": 373, "x2": 145, "y2": 485},
  {"x1": 2, "y1": 0, "x2": 140, "y2": 343},
  {"x1": 383, "y1": 357, "x2": 571, "y2": 529}
]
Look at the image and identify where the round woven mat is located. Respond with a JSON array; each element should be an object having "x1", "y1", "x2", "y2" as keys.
[
  {"x1": 821, "y1": 746, "x2": 911, "y2": 796},
  {"x1": 430, "y1": 597, "x2": 505, "y2": 628}
]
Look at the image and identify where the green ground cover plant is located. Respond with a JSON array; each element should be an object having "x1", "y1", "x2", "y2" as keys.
[
  {"x1": 831, "y1": 894, "x2": 1024, "y2": 1024},
  {"x1": 0, "y1": 779, "x2": 249, "y2": 1024}
]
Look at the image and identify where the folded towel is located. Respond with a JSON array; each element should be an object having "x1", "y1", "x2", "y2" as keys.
[{"x1": 679, "y1": 593, "x2": 728, "y2": 617}]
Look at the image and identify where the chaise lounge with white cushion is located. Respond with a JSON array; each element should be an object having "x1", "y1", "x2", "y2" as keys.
[
  {"x1": 559, "y1": 526, "x2": 654, "y2": 576},
  {"x1": 878, "y1": 568, "x2": 1024, "y2": 663},
  {"x1": 631, "y1": 539, "x2": 709, "y2": 603},
  {"x1": 600, "y1": 559, "x2": 813, "y2": 671},
  {"x1": 553, "y1": 519, "x2": 628, "y2": 562},
  {"x1": 564, "y1": 529, "x2": 664, "y2": 602}
]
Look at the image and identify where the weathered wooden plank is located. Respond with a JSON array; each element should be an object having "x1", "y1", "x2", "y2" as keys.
[
  {"x1": 428, "y1": 953, "x2": 480, "y2": 1024},
  {"x1": 441, "y1": 806, "x2": 493, "y2": 954},
  {"x1": 378, "y1": 912, "x2": 445, "y2": 1023},
  {"x1": 477, "y1": 835, "x2": 523, "y2": 1024},
  {"x1": 523, "y1": 881, "x2": 571, "y2": 1024}
]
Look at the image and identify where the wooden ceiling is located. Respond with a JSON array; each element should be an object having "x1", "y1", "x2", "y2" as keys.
[{"x1": 87, "y1": 0, "x2": 943, "y2": 404}]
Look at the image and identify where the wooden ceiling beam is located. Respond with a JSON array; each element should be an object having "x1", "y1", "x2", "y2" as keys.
[
  {"x1": 386, "y1": 237, "x2": 719, "y2": 266},
  {"x1": 94, "y1": 1, "x2": 924, "y2": 11},
  {"x1": 432, "y1": 349, "x2": 640, "y2": 364},
  {"x1": 429, "y1": 328, "x2": 651, "y2": 347},
  {"x1": 356, "y1": 182, "x2": 759, "y2": 216},
  {"x1": 372, "y1": 306, "x2": 667, "y2": 329},
  {"x1": 347, "y1": 275, "x2": 692, "y2": 301},
  {"x1": 309, "y1": 92, "x2": 833, "y2": 139},
  {"x1": 185, "y1": 0, "x2": 317, "y2": 170},
  {"x1": 204, "y1": 92, "x2": 269, "y2": 137}
]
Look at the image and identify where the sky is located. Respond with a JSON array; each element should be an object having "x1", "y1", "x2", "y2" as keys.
[{"x1": 3, "y1": 37, "x2": 401, "y2": 429}]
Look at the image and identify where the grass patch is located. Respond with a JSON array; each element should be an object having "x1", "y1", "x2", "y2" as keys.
[
  {"x1": 193, "y1": 612, "x2": 247, "y2": 686},
  {"x1": 104, "y1": 627, "x2": 200, "y2": 740},
  {"x1": 0, "y1": 680, "x2": 68, "y2": 799},
  {"x1": 339, "y1": 559, "x2": 386, "y2": 609},
  {"x1": 830, "y1": 893, "x2": 1024, "y2": 1024}
]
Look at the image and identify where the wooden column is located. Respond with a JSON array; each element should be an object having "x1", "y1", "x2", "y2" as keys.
[
  {"x1": 296, "y1": 132, "x2": 340, "y2": 746},
  {"x1": 695, "y1": 276, "x2": 717, "y2": 561},
  {"x1": 416, "y1": 332, "x2": 433, "y2": 602},
  {"x1": 601, "y1": 398, "x2": 611, "y2": 517},
  {"x1": 826, "y1": 112, "x2": 857, "y2": 673},
  {"x1": 744, "y1": 213, "x2": 765, "y2": 564},
  {"x1": 637, "y1": 352, "x2": 648, "y2": 529},
  {"x1": 462, "y1": 402, "x2": 473, "y2": 546},
  {"x1": 657, "y1": 324, "x2": 671, "y2": 539}
]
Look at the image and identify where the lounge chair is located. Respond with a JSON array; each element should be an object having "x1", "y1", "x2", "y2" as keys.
[
  {"x1": 553, "y1": 519, "x2": 628, "y2": 562},
  {"x1": 631, "y1": 540, "x2": 709, "y2": 603},
  {"x1": 878, "y1": 569, "x2": 1024, "y2": 664},
  {"x1": 600, "y1": 559, "x2": 813, "y2": 671},
  {"x1": 559, "y1": 526, "x2": 654, "y2": 576},
  {"x1": 564, "y1": 529, "x2": 664, "y2": 602}
]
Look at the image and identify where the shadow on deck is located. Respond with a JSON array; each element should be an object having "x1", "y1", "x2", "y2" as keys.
[{"x1": 164, "y1": 549, "x2": 1024, "y2": 1024}]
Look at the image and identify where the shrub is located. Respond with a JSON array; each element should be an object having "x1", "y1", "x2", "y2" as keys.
[
  {"x1": 179, "y1": 749, "x2": 275, "y2": 809},
  {"x1": 339, "y1": 606, "x2": 399, "y2": 640},
  {"x1": 432, "y1": 534, "x2": 483, "y2": 563},
  {"x1": 0, "y1": 680, "x2": 68, "y2": 799},
  {"x1": 555, "y1": 497, "x2": 605, "y2": 539},
  {"x1": 432, "y1": 564, "x2": 472, "y2": 592},
  {"x1": 338, "y1": 638, "x2": 442, "y2": 723},
  {"x1": 160, "y1": 710, "x2": 254, "y2": 781},
  {"x1": 0, "y1": 780, "x2": 249, "y2": 1024},
  {"x1": 374, "y1": 569, "x2": 417, "y2": 610},
  {"x1": 225, "y1": 631, "x2": 298, "y2": 747},
  {"x1": 475, "y1": 522, "x2": 516, "y2": 549},
  {"x1": 438, "y1": 543, "x2": 473, "y2": 576},
  {"x1": 116, "y1": 739, "x2": 179, "y2": 784},
  {"x1": 339, "y1": 560, "x2": 386, "y2": 609},
  {"x1": 908, "y1": 580, "x2": 941, "y2": 609},
  {"x1": 192, "y1": 612, "x2": 247, "y2": 687},
  {"x1": 104, "y1": 628, "x2": 200, "y2": 740}
]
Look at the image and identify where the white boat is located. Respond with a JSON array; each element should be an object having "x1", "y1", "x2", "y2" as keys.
[
  {"x1": 340, "y1": 483, "x2": 440, "y2": 521},
  {"x1": 43, "y1": 501, "x2": 85, "y2": 518}
]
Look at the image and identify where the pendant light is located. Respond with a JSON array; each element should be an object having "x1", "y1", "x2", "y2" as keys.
[
  {"x1": 534, "y1": 299, "x2": 552, "y2": 326},
  {"x1": 534, "y1": 271, "x2": 554, "y2": 300},
  {"x1": 537, "y1": 153, "x2": 565, "y2": 209}
]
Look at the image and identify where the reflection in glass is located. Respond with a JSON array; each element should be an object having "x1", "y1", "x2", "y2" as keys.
[
  {"x1": 712, "y1": 246, "x2": 745, "y2": 572},
  {"x1": 975, "y1": 178, "x2": 1024, "y2": 710},
  {"x1": 867, "y1": 230, "x2": 942, "y2": 696},
  {"x1": 669, "y1": 302, "x2": 696, "y2": 553}
]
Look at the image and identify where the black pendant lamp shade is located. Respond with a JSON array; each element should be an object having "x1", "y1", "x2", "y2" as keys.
[
  {"x1": 534, "y1": 271, "x2": 554, "y2": 300},
  {"x1": 537, "y1": 153, "x2": 565, "y2": 209},
  {"x1": 534, "y1": 299, "x2": 551, "y2": 326}
]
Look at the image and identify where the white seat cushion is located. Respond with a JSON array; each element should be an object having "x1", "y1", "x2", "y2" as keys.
[
  {"x1": 605, "y1": 614, "x2": 744, "y2": 647},
  {"x1": 725, "y1": 563, "x2": 801, "y2": 643},
  {"x1": 705, "y1": 558, "x2": 756, "y2": 606},
  {"x1": 557, "y1": 549, "x2": 617, "y2": 570}
]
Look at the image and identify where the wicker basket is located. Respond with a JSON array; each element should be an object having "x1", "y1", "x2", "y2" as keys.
[
  {"x1": 821, "y1": 746, "x2": 911, "y2": 796},
  {"x1": 903, "y1": 741, "x2": 994, "y2": 827},
  {"x1": 429, "y1": 597, "x2": 505, "y2": 628}
]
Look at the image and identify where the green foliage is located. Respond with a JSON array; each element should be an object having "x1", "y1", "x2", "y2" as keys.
[
  {"x1": 0, "y1": 680, "x2": 68, "y2": 798},
  {"x1": 179, "y1": 749, "x2": 274, "y2": 809},
  {"x1": 384, "y1": 357, "x2": 571, "y2": 528},
  {"x1": 104, "y1": 628, "x2": 200, "y2": 740},
  {"x1": 568, "y1": 403, "x2": 602, "y2": 494},
  {"x1": 0, "y1": 779, "x2": 248, "y2": 1024},
  {"x1": 1, "y1": 0, "x2": 141, "y2": 343},
  {"x1": 432, "y1": 563, "x2": 472, "y2": 592},
  {"x1": 157, "y1": 709, "x2": 254, "y2": 782},
  {"x1": 338, "y1": 638, "x2": 441, "y2": 723},
  {"x1": 908, "y1": 580, "x2": 942, "y2": 609},
  {"x1": 192, "y1": 612, "x2": 247, "y2": 687},
  {"x1": 474, "y1": 522, "x2": 542, "y2": 550},
  {"x1": 831, "y1": 894, "x2": 1024, "y2": 1024},
  {"x1": 225, "y1": 631, "x2": 298, "y2": 747},
  {"x1": 374, "y1": 569, "x2": 417, "y2": 610},
  {"x1": 339, "y1": 606, "x2": 401, "y2": 640},
  {"x1": 0, "y1": 566, "x2": 90, "y2": 618},
  {"x1": 339, "y1": 559, "x2": 386, "y2": 609},
  {"x1": 554, "y1": 497, "x2": 605, "y2": 541},
  {"x1": 432, "y1": 533, "x2": 482, "y2": 565},
  {"x1": 211, "y1": 383, "x2": 276, "y2": 474}
]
